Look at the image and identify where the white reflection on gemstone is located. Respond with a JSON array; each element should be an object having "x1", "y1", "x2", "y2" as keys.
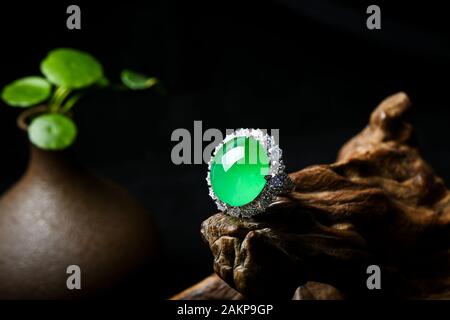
[{"x1": 221, "y1": 146, "x2": 245, "y2": 172}]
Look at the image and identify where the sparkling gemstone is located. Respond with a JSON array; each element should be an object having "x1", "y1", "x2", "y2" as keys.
[{"x1": 210, "y1": 136, "x2": 270, "y2": 206}]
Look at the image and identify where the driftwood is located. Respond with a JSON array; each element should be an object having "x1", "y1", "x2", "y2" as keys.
[{"x1": 173, "y1": 92, "x2": 450, "y2": 299}]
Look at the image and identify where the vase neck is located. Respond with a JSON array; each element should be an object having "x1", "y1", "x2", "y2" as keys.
[{"x1": 27, "y1": 146, "x2": 76, "y2": 177}]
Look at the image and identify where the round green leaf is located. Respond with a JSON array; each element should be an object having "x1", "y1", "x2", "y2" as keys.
[
  {"x1": 1, "y1": 76, "x2": 52, "y2": 107},
  {"x1": 40, "y1": 48, "x2": 103, "y2": 89},
  {"x1": 28, "y1": 113, "x2": 77, "y2": 150},
  {"x1": 121, "y1": 69, "x2": 158, "y2": 90}
]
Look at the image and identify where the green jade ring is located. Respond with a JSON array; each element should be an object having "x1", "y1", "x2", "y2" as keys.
[{"x1": 206, "y1": 129, "x2": 294, "y2": 218}]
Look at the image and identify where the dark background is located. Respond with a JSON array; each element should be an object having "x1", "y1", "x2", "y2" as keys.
[{"x1": 0, "y1": 0, "x2": 449, "y2": 298}]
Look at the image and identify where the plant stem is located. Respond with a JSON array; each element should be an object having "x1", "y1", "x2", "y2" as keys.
[
  {"x1": 49, "y1": 86, "x2": 71, "y2": 112},
  {"x1": 61, "y1": 93, "x2": 83, "y2": 113}
]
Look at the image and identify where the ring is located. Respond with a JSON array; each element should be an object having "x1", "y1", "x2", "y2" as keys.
[{"x1": 206, "y1": 128, "x2": 294, "y2": 218}]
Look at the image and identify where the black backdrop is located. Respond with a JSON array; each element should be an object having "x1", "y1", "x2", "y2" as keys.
[{"x1": 0, "y1": 0, "x2": 449, "y2": 298}]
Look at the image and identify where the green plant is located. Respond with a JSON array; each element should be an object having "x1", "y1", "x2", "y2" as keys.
[{"x1": 1, "y1": 48, "x2": 159, "y2": 150}]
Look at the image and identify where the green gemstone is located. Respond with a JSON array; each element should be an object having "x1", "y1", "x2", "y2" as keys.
[{"x1": 210, "y1": 136, "x2": 270, "y2": 206}]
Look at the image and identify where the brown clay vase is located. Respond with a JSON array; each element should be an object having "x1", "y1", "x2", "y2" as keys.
[{"x1": 0, "y1": 145, "x2": 160, "y2": 299}]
